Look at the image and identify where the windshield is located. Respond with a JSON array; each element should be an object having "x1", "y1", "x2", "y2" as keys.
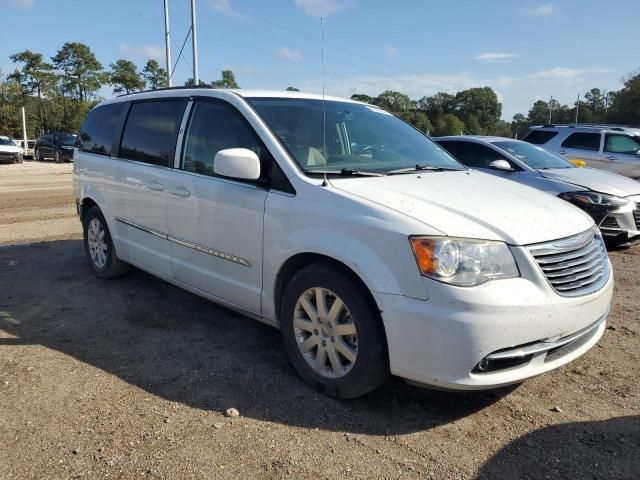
[
  {"x1": 492, "y1": 141, "x2": 572, "y2": 169},
  {"x1": 55, "y1": 134, "x2": 77, "y2": 145},
  {"x1": 247, "y1": 98, "x2": 464, "y2": 174},
  {"x1": 0, "y1": 138, "x2": 15, "y2": 146}
]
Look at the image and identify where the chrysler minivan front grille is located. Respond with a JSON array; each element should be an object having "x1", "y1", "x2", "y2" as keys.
[
  {"x1": 634, "y1": 206, "x2": 640, "y2": 230},
  {"x1": 528, "y1": 227, "x2": 609, "y2": 297}
]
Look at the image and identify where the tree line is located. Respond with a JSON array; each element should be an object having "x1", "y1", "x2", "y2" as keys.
[
  {"x1": 0, "y1": 41, "x2": 239, "y2": 138},
  {"x1": 1, "y1": 40, "x2": 638, "y2": 139},
  {"x1": 350, "y1": 66, "x2": 640, "y2": 137}
]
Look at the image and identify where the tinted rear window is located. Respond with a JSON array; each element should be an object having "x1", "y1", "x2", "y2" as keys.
[
  {"x1": 522, "y1": 130, "x2": 558, "y2": 144},
  {"x1": 119, "y1": 100, "x2": 187, "y2": 167},
  {"x1": 79, "y1": 103, "x2": 128, "y2": 156},
  {"x1": 561, "y1": 132, "x2": 601, "y2": 151}
]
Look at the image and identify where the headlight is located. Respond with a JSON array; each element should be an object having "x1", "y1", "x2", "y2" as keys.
[
  {"x1": 558, "y1": 191, "x2": 629, "y2": 208},
  {"x1": 409, "y1": 237, "x2": 519, "y2": 286}
]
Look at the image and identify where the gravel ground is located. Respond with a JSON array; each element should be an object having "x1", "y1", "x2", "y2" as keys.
[{"x1": 0, "y1": 161, "x2": 638, "y2": 479}]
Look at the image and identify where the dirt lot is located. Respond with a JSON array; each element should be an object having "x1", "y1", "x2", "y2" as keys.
[{"x1": 0, "y1": 161, "x2": 638, "y2": 479}]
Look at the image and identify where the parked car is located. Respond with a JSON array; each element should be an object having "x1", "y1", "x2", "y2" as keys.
[
  {"x1": 523, "y1": 124, "x2": 640, "y2": 179},
  {"x1": 34, "y1": 133, "x2": 77, "y2": 162},
  {"x1": 74, "y1": 88, "x2": 612, "y2": 398},
  {"x1": 13, "y1": 138, "x2": 35, "y2": 158},
  {"x1": 0, "y1": 136, "x2": 23, "y2": 164},
  {"x1": 435, "y1": 136, "x2": 640, "y2": 247}
]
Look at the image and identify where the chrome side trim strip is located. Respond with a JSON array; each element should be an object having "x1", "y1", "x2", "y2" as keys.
[
  {"x1": 486, "y1": 310, "x2": 608, "y2": 361},
  {"x1": 115, "y1": 217, "x2": 251, "y2": 267}
]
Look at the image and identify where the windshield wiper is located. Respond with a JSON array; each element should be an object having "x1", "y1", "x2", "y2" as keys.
[
  {"x1": 387, "y1": 164, "x2": 463, "y2": 174},
  {"x1": 304, "y1": 168, "x2": 387, "y2": 177}
]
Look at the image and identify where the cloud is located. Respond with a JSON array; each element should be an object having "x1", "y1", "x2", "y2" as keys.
[
  {"x1": 473, "y1": 52, "x2": 517, "y2": 62},
  {"x1": 6, "y1": 0, "x2": 34, "y2": 7},
  {"x1": 208, "y1": 0, "x2": 248, "y2": 19},
  {"x1": 293, "y1": 0, "x2": 354, "y2": 17},
  {"x1": 118, "y1": 43, "x2": 164, "y2": 61},
  {"x1": 276, "y1": 47, "x2": 303, "y2": 62},
  {"x1": 520, "y1": 2, "x2": 553, "y2": 16},
  {"x1": 384, "y1": 45, "x2": 397, "y2": 57},
  {"x1": 531, "y1": 67, "x2": 612, "y2": 84}
]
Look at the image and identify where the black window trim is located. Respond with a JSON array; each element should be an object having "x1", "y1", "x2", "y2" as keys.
[
  {"x1": 181, "y1": 95, "x2": 295, "y2": 194},
  {"x1": 117, "y1": 96, "x2": 189, "y2": 169}
]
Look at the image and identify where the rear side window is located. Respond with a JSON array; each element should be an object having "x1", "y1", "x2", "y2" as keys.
[
  {"x1": 120, "y1": 100, "x2": 187, "y2": 167},
  {"x1": 79, "y1": 103, "x2": 127, "y2": 156},
  {"x1": 561, "y1": 132, "x2": 601, "y2": 151},
  {"x1": 522, "y1": 130, "x2": 558, "y2": 144},
  {"x1": 181, "y1": 100, "x2": 270, "y2": 177}
]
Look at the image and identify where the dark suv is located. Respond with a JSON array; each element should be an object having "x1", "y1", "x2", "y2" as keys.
[{"x1": 34, "y1": 133, "x2": 78, "y2": 163}]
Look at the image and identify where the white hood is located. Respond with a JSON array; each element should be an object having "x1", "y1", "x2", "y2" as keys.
[
  {"x1": 0, "y1": 144, "x2": 20, "y2": 154},
  {"x1": 331, "y1": 170, "x2": 594, "y2": 245},
  {"x1": 540, "y1": 167, "x2": 640, "y2": 197}
]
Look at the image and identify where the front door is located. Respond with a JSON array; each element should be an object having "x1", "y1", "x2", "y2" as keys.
[
  {"x1": 602, "y1": 133, "x2": 640, "y2": 179},
  {"x1": 557, "y1": 132, "x2": 604, "y2": 169},
  {"x1": 165, "y1": 98, "x2": 268, "y2": 313}
]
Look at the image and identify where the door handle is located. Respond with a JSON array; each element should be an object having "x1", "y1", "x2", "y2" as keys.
[
  {"x1": 558, "y1": 150, "x2": 567, "y2": 154},
  {"x1": 606, "y1": 155, "x2": 616, "y2": 161},
  {"x1": 167, "y1": 186, "x2": 190, "y2": 197},
  {"x1": 145, "y1": 180, "x2": 164, "y2": 191}
]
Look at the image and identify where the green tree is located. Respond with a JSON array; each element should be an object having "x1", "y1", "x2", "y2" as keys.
[
  {"x1": 453, "y1": 87, "x2": 501, "y2": 134},
  {"x1": 609, "y1": 70, "x2": 640, "y2": 125},
  {"x1": 432, "y1": 113, "x2": 465, "y2": 136},
  {"x1": 211, "y1": 69, "x2": 239, "y2": 89},
  {"x1": 373, "y1": 90, "x2": 414, "y2": 113},
  {"x1": 9, "y1": 50, "x2": 56, "y2": 133},
  {"x1": 510, "y1": 113, "x2": 530, "y2": 139},
  {"x1": 417, "y1": 92, "x2": 455, "y2": 117},
  {"x1": 350, "y1": 93, "x2": 373, "y2": 103},
  {"x1": 142, "y1": 59, "x2": 168, "y2": 90},
  {"x1": 398, "y1": 110, "x2": 432, "y2": 134},
  {"x1": 52, "y1": 42, "x2": 104, "y2": 102},
  {"x1": 286, "y1": 86, "x2": 300, "y2": 91},
  {"x1": 109, "y1": 59, "x2": 145, "y2": 94},
  {"x1": 184, "y1": 77, "x2": 207, "y2": 86}
]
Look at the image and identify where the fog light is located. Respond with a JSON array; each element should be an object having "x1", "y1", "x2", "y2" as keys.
[{"x1": 477, "y1": 357, "x2": 490, "y2": 371}]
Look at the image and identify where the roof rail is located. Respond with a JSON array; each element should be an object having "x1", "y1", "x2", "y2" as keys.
[{"x1": 116, "y1": 84, "x2": 215, "y2": 97}]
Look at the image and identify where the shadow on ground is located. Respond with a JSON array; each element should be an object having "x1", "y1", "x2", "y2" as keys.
[
  {"x1": 477, "y1": 416, "x2": 640, "y2": 480},
  {"x1": 0, "y1": 240, "x2": 512, "y2": 435}
]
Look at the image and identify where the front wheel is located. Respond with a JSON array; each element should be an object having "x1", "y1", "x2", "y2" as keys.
[
  {"x1": 280, "y1": 263, "x2": 389, "y2": 399},
  {"x1": 83, "y1": 206, "x2": 129, "y2": 278}
]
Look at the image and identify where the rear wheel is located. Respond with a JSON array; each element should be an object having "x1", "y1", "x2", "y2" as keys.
[
  {"x1": 83, "y1": 206, "x2": 129, "y2": 278},
  {"x1": 280, "y1": 263, "x2": 389, "y2": 399}
]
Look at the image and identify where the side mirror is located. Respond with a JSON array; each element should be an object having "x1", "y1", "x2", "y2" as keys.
[
  {"x1": 488, "y1": 159, "x2": 513, "y2": 171},
  {"x1": 213, "y1": 148, "x2": 261, "y2": 180}
]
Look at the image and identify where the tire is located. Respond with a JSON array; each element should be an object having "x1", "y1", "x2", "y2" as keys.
[
  {"x1": 36, "y1": 148, "x2": 44, "y2": 161},
  {"x1": 83, "y1": 206, "x2": 129, "y2": 278},
  {"x1": 280, "y1": 263, "x2": 389, "y2": 399}
]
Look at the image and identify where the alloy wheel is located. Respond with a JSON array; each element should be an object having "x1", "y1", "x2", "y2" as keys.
[
  {"x1": 87, "y1": 218, "x2": 108, "y2": 269},
  {"x1": 293, "y1": 287, "x2": 358, "y2": 378}
]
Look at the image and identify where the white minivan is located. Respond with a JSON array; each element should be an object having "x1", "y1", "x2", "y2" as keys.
[{"x1": 73, "y1": 88, "x2": 613, "y2": 398}]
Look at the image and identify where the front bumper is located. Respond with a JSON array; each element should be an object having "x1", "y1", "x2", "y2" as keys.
[
  {"x1": 373, "y1": 247, "x2": 613, "y2": 390},
  {"x1": 58, "y1": 148, "x2": 75, "y2": 160},
  {"x1": 597, "y1": 202, "x2": 640, "y2": 247}
]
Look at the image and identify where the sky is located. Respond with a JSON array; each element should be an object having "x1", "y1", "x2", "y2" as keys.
[{"x1": 1, "y1": 0, "x2": 638, "y2": 120}]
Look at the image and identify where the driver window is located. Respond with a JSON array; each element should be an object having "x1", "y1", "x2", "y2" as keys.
[
  {"x1": 181, "y1": 100, "x2": 267, "y2": 177},
  {"x1": 604, "y1": 134, "x2": 640, "y2": 155}
]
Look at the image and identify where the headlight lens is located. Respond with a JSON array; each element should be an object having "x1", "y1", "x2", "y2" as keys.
[
  {"x1": 558, "y1": 191, "x2": 630, "y2": 208},
  {"x1": 410, "y1": 237, "x2": 519, "y2": 286}
]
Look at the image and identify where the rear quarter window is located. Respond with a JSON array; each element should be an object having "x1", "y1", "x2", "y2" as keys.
[
  {"x1": 522, "y1": 130, "x2": 558, "y2": 144},
  {"x1": 79, "y1": 103, "x2": 128, "y2": 156},
  {"x1": 561, "y1": 132, "x2": 601, "y2": 151},
  {"x1": 119, "y1": 99, "x2": 187, "y2": 167}
]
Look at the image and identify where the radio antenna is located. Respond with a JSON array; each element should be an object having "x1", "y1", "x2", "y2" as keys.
[{"x1": 321, "y1": 16, "x2": 328, "y2": 187}]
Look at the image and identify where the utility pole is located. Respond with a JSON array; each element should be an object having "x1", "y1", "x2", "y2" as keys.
[
  {"x1": 164, "y1": 0, "x2": 172, "y2": 87},
  {"x1": 575, "y1": 94, "x2": 580, "y2": 124},
  {"x1": 548, "y1": 95, "x2": 553, "y2": 124},
  {"x1": 21, "y1": 106, "x2": 28, "y2": 151},
  {"x1": 191, "y1": 0, "x2": 199, "y2": 85}
]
